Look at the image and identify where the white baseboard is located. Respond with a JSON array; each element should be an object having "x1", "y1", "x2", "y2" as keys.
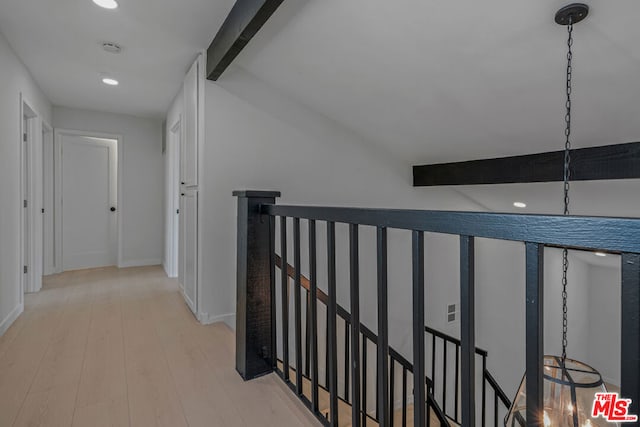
[
  {"x1": 0, "y1": 303, "x2": 24, "y2": 337},
  {"x1": 162, "y1": 261, "x2": 178, "y2": 278},
  {"x1": 118, "y1": 258, "x2": 162, "y2": 268},
  {"x1": 199, "y1": 312, "x2": 236, "y2": 330}
]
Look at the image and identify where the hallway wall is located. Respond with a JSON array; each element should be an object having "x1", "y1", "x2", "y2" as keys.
[
  {"x1": 588, "y1": 263, "x2": 621, "y2": 385},
  {"x1": 0, "y1": 30, "x2": 52, "y2": 335},
  {"x1": 200, "y1": 67, "x2": 481, "y2": 326},
  {"x1": 53, "y1": 107, "x2": 164, "y2": 267}
]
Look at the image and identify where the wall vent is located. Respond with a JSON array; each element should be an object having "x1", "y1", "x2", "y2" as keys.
[{"x1": 447, "y1": 304, "x2": 457, "y2": 323}]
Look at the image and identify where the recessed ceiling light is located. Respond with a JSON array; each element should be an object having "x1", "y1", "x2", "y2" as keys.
[
  {"x1": 594, "y1": 252, "x2": 607, "y2": 257},
  {"x1": 92, "y1": 0, "x2": 118, "y2": 10},
  {"x1": 102, "y1": 77, "x2": 119, "y2": 86},
  {"x1": 513, "y1": 202, "x2": 527, "y2": 208}
]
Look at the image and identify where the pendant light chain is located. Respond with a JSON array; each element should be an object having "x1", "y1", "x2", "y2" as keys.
[
  {"x1": 505, "y1": 6, "x2": 609, "y2": 425},
  {"x1": 561, "y1": 17, "x2": 574, "y2": 363}
]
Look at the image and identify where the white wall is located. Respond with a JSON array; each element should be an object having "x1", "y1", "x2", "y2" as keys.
[
  {"x1": 587, "y1": 263, "x2": 621, "y2": 385},
  {"x1": 201, "y1": 67, "x2": 480, "y2": 328},
  {"x1": 52, "y1": 107, "x2": 164, "y2": 267},
  {"x1": 0, "y1": 31, "x2": 52, "y2": 335}
]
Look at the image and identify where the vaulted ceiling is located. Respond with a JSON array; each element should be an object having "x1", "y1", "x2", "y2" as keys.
[
  {"x1": 229, "y1": 0, "x2": 640, "y2": 233},
  {"x1": 236, "y1": 0, "x2": 640, "y2": 165}
]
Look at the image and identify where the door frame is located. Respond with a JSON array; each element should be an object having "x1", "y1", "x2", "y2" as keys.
[
  {"x1": 53, "y1": 129, "x2": 124, "y2": 272},
  {"x1": 42, "y1": 121, "x2": 54, "y2": 276},
  {"x1": 20, "y1": 94, "x2": 43, "y2": 295}
]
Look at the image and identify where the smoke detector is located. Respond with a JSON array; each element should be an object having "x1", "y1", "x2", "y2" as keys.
[{"x1": 102, "y1": 42, "x2": 122, "y2": 54}]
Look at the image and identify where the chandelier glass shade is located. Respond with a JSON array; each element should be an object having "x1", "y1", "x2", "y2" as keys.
[{"x1": 505, "y1": 356, "x2": 614, "y2": 427}]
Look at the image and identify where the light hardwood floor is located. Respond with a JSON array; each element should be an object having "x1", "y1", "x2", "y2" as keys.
[{"x1": 0, "y1": 266, "x2": 321, "y2": 427}]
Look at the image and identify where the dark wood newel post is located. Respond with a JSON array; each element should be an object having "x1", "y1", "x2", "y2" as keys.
[{"x1": 233, "y1": 190, "x2": 281, "y2": 381}]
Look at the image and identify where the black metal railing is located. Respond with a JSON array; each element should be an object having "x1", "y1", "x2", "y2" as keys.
[
  {"x1": 276, "y1": 254, "x2": 448, "y2": 426},
  {"x1": 425, "y1": 326, "x2": 512, "y2": 427},
  {"x1": 281, "y1": 250, "x2": 511, "y2": 427},
  {"x1": 233, "y1": 191, "x2": 640, "y2": 427}
]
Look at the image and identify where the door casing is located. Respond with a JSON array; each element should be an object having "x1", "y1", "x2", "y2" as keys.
[{"x1": 20, "y1": 95, "x2": 42, "y2": 294}]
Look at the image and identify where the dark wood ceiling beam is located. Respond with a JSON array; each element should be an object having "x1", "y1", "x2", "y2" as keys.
[
  {"x1": 206, "y1": 0, "x2": 285, "y2": 81},
  {"x1": 413, "y1": 142, "x2": 640, "y2": 186}
]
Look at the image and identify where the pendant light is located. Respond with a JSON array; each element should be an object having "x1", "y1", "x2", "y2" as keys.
[{"x1": 504, "y1": 4, "x2": 614, "y2": 427}]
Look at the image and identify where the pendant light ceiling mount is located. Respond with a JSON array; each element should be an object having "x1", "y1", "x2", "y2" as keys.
[{"x1": 555, "y1": 3, "x2": 589, "y2": 25}]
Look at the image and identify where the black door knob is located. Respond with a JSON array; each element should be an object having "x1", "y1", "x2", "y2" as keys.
[{"x1": 110, "y1": 207, "x2": 116, "y2": 212}]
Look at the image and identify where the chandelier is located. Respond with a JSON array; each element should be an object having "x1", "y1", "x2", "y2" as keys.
[{"x1": 504, "y1": 4, "x2": 615, "y2": 427}]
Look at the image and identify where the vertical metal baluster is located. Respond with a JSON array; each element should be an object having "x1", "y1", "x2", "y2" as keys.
[
  {"x1": 293, "y1": 218, "x2": 303, "y2": 395},
  {"x1": 443, "y1": 341, "x2": 447, "y2": 415},
  {"x1": 431, "y1": 334, "x2": 436, "y2": 394},
  {"x1": 482, "y1": 356, "x2": 487, "y2": 427},
  {"x1": 377, "y1": 227, "x2": 390, "y2": 427},
  {"x1": 376, "y1": 369, "x2": 379, "y2": 421},
  {"x1": 621, "y1": 253, "x2": 640, "y2": 417},
  {"x1": 326, "y1": 310, "x2": 330, "y2": 388},
  {"x1": 345, "y1": 321, "x2": 350, "y2": 402},
  {"x1": 402, "y1": 368, "x2": 408, "y2": 427},
  {"x1": 309, "y1": 220, "x2": 319, "y2": 412},
  {"x1": 362, "y1": 337, "x2": 368, "y2": 426},
  {"x1": 305, "y1": 292, "x2": 311, "y2": 377},
  {"x1": 327, "y1": 222, "x2": 339, "y2": 427},
  {"x1": 280, "y1": 216, "x2": 289, "y2": 381},
  {"x1": 460, "y1": 235, "x2": 476, "y2": 427},
  {"x1": 349, "y1": 224, "x2": 362, "y2": 427},
  {"x1": 269, "y1": 215, "x2": 277, "y2": 368},
  {"x1": 524, "y1": 243, "x2": 544, "y2": 427},
  {"x1": 412, "y1": 230, "x2": 425, "y2": 427},
  {"x1": 390, "y1": 362, "x2": 395, "y2": 427},
  {"x1": 455, "y1": 345, "x2": 459, "y2": 422}
]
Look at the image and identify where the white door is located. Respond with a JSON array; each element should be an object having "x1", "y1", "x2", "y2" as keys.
[
  {"x1": 61, "y1": 135, "x2": 117, "y2": 270},
  {"x1": 181, "y1": 190, "x2": 197, "y2": 314}
]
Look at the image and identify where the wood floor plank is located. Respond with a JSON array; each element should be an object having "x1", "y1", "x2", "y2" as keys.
[
  {"x1": 0, "y1": 266, "x2": 323, "y2": 427},
  {"x1": 12, "y1": 383, "x2": 77, "y2": 427},
  {"x1": 75, "y1": 301, "x2": 127, "y2": 410},
  {"x1": 0, "y1": 304, "x2": 64, "y2": 426},
  {"x1": 71, "y1": 399, "x2": 130, "y2": 427},
  {"x1": 30, "y1": 305, "x2": 91, "y2": 393}
]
